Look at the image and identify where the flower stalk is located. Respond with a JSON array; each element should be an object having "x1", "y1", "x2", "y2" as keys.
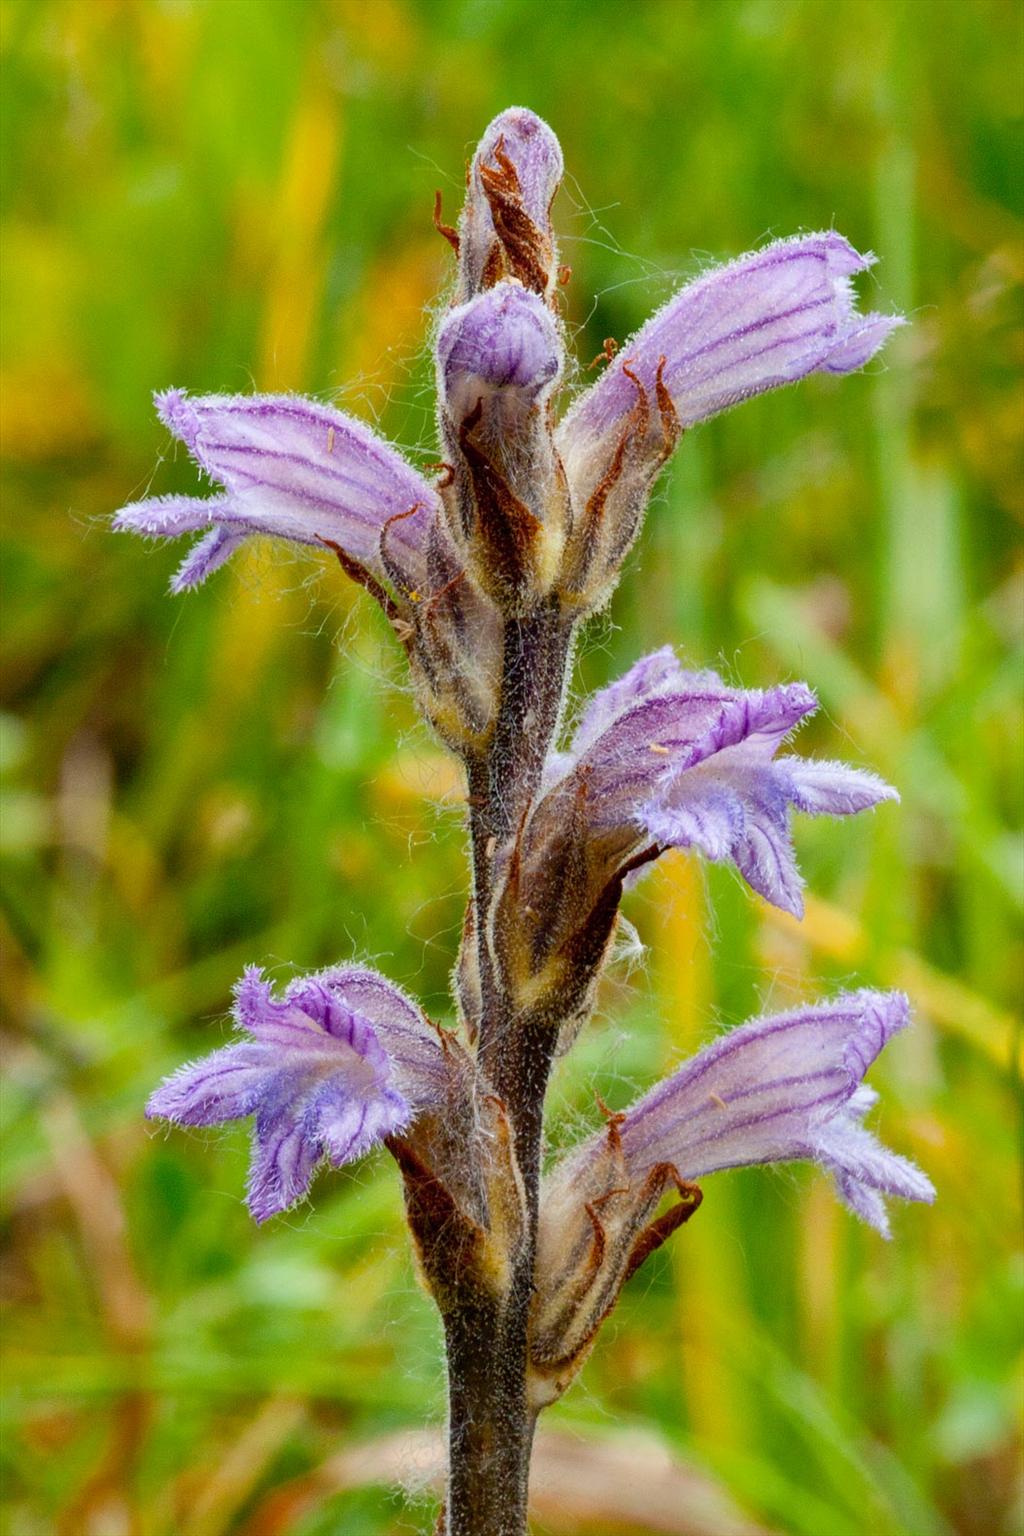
[{"x1": 117, "y1": 108, "x2": 932, "y2": 1535}]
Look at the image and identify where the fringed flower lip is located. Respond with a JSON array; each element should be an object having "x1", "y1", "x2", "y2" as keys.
[
  {"x1": 536, "y1": 646, "x2": 898, "y2": 917},
  {"x1": 146, "y1": 965, "x2": 463, "y2": 1222}
]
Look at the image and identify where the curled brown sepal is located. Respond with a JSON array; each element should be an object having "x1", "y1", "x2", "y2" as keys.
[
  {"x1": 488, "y1": 793, "x2": 660, "y2": 1040},
  {"x1": 622, "y1": 1169, "x2": 702, "y2": 1285},
  {"x1": 317, "y1": 536, "x2": 403, "y2": 628},
  {"x1": 433, "y1": 189, "x2": 460, "y2": 255},
  {"x1": 487, "y1": 773, "x2": 594, "y2": 1017},
  {"x1": 527, "y1": 1151, "x2": 701, "y2": 1411},
  {"x1": 477, "y1": 139, "x2": 552, "y2": 296},
  {"x1": 455, "y1": 398, "x2": 545, "y2": 608}
]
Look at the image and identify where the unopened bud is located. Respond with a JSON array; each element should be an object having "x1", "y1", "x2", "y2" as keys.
[
  {"x1": 459, "y1": 107, "x2": 564, "y2": 302},
  {"x1": 437, "y1": 281, "x2": 569, "y2": 611}
]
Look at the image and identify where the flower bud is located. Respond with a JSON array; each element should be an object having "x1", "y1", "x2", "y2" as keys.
[
  {"x1": 436, "y1": 281, "x2": 569, "y2": 611},
  {"x1": 459, "y1": 107, "x2": 564, "y2": 302}
]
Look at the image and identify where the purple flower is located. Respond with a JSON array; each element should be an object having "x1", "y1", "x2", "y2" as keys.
[
  {"x1": 147, "y1": 964, "x2": 455, "y2": 1222},
  {"x1": 558, "y1": 232, "x2": 903, "y2": 504},
  {"x1": 113, "y1": 390, "x2": 444, "y2": 595},
  {"x1": 526, "y1": 647, "x2": 895, "y2": 920},
  {"x1": 546, "y1": 990, "x2": 935, "y2": 1241},
  {"x1": 530, "y1": 990, "x2": 932, "y2": 1392},
  {"x1": 458, "y1": 107, "x2": 564, "y2": 300},
  {"x1": 437, "y1": 281, "x2": 563, "y2": 424}
]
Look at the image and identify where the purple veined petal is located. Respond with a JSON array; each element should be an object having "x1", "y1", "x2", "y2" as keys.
[
  {"x1": 309, "y1": 1076, "x2": 410, "y2": 1167},
  {"x1": 817, "y1": 1117, "x2": 936, "y2": 1204},
  {"x1": 638, "y1": 737, "x2": 884, "y2": 916},
  {"x1": 645, "y1": 780, "x2": 745, "y2": 863},
  {"x1": 557, "y1": 990, "x2": 932, "y2": 1236},
  {"x1": 568, "y1": 663, "x2": 817, "y2": 798},
  {"x1": 459, "y1": 107, "x2": 564, "y2": 298},
  {"x1": 822, "y1": 312, "x2": 905, "y2": 373},
  {"x1": 171, "y1": 526, "x2": 248, "y2": 592},
  {"x1": 832, "y1": 1173, "x2": 892, "y2": 1236},
  {"x1": 285, "y1": 965, "x2": 459, "y2": 1111},
  {"x1": 247, "y1": 1093, "x2": 323, "y2": 1222},
  {"x1": 148, "y1": 963, "x2": 433, "y2": 1222},
  {"x1": 232, "y1": 966, "x2": 350, "y2": 1054},
  {"x1": 728, "y1": 778, "x2": 804, "y2": 915},
  {"x1": 641, "y1": 740, "x2": 896, "y2": 917},
  {"x1": 558, "y1": 232, "x2": 903, "y2": 473},
  {"x1": 644, "y1": 755, "x2": 807, "y2": 915},
  {"x1": 566, "y1": 666, "x2": 816, "y2": 847},
  {"x1": 437, "y1": 281, "x2": 563, "y2": 426},
  {"x1": 567, "y1": 647, "x2": 686, "y2": 760},
  {"x1": 696, "y1": 682, "x2": 818, "y2": 757},
  {"x1": 779, "y1": 758, "x2": 899, "y2": 816},
  {"x1": 145, "y1": 1043, "x2": 268, "y2": 1126},
  {"x1": 616, "y1": 990, "x2": 910, "y2": 1169},
  {"x1": 154, "y1": 391, "x2": 434, "y2": 564},
  {"x1": 113, "y1": 390, "x2": 444, "y2": 591},
  {"x1": 301, "y1": 965, "x2": 427, "y2": 1040},
  {"x1": 114, "y1": 493, "x2": 251, "y2": 591},
  {"x1": 812, "y1": 1092, "x2": 936, "y2": 1237},
  {"x1": 113, "y1": 492, "x2": 233, "y2": 537}
]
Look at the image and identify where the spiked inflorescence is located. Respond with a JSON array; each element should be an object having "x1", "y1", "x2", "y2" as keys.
[{"x1": 118, "y1": 107, "x2": 931, "y2": 1536}]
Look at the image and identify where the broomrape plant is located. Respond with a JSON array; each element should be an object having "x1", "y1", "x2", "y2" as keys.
[{"x1": 116, "y1": 108, "x2": 934, "y2": 1535}]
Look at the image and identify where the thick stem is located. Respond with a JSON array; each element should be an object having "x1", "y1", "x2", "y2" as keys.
[
  {"x1": 484, "y1": 602, "x2": 571, "y2": 841},
  {"x1": 443, "y1": 1289, "x2": 534, "y2": 1536},
  {"x1": 444, "y1": 601, "x2": 573, "y2": 1535},
  {"x1": 470, "y1": 601, "x2": 572, "y2": 1067}
]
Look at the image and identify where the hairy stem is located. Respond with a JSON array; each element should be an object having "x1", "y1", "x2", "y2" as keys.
[
  {"x1": 470, "y1": 599, "x2": 571, "y2": 1059},
  {"x1": 485, "y1": 602, "x2": 571, "y2": 840},
  {"x1": 443, "y1": 1290, "x2": 534, "y2": 1535},
  {"x1": 444, "y1": 601, "x2": 573, "y2": 1535}
]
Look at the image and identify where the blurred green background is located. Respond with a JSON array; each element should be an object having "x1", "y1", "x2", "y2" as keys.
[{"x1": 2, "y1": 0, "x2": 1021, "y2": 1532}]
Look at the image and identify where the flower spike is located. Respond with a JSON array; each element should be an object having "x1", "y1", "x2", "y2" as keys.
[{"x1": 117, "y1": 111, "x2": 925, "y2": 1519}]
